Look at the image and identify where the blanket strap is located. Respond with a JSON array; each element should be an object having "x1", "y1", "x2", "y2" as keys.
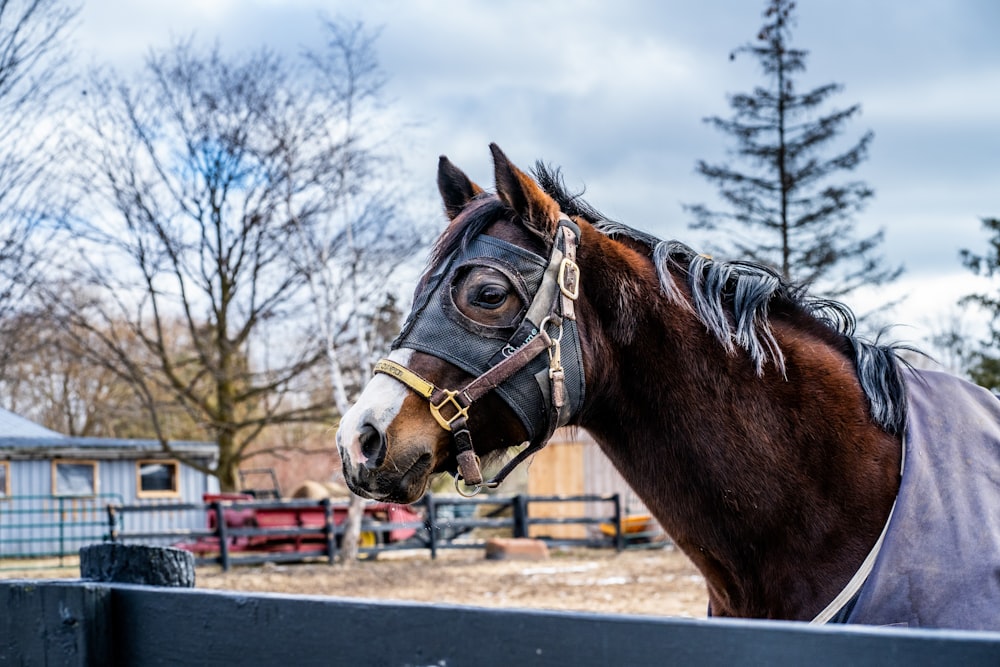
[
  {"x1": 810, "y1": 499, "x2": 898, "y2": 624},
  {"x1": 810, "y1": 434, "x2": 907, "y2": 624}
]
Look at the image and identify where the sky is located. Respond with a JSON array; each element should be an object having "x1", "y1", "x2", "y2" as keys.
[{"x1": 74, "y1": 0, "x2": 1000, "y2": 347}]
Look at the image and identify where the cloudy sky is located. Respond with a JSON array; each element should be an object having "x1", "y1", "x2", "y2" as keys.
[{"x1": 75, "y1": 0, "x2": 1000, "y2": 342}]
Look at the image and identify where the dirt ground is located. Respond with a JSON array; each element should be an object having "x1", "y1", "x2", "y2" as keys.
[
  {"x1": 196, "y1": 546, "x2": 709, "y2": 618},
  {"x1": 2, "y1": 546, "x2": 708, "y2": 618}
]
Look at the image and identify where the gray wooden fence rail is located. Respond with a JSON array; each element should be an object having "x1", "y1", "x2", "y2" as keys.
[
  {"x1": 2, "y1": 545, "x2": 1000, "y2": 667},
  {"x1": 6, "y1": 578, "x2": 1000, "y2": 666}
]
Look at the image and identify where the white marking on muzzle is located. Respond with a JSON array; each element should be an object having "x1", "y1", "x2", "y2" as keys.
[{"x1": 336, "y1": 348, "x2": 414, "y2": 468}]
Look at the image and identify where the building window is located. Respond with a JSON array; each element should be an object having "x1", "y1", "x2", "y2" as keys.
[
  {"x1": 137, "y1": 460, "x2": 180, "y2": 498},
  {"x1": 0, "y1": 461, "x2": 9, "y2": 497},
  {"x1": 52, "y1": 461, "x2": 98, "y2": 496}
]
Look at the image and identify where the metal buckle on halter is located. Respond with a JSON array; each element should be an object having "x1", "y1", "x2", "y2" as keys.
[
  {"x1": 429, "y1": 389, "x2": 469, "y2": 432},
  {"x1": 558, "y1": 257, "x2": 580, "y2": 300}
]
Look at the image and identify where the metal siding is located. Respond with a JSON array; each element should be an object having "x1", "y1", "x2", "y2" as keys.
[
  {"x1": 114, "y1": 459, "x2": 213, "y2": 548},
  {"x1": 7, "y1": 459, "x2": 52, "y2": 496},
  {"x1": 1, "y1": 494, "x2": 115, "y2": 558},
  {"x1": 117, "y1": 499, "x2": 208, "y2": 549},
  {"x1": 0, "y1": 457, "x2": 215, "y2": 557},
  {"x1": 102, "y1": 460, "x2": 133, "y2": 503},
  {"x1": 1, "y1": 460, "x2": 111, "y2": 557}
]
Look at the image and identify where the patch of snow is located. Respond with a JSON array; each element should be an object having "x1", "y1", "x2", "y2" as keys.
[{"x1": 519, "y1": 563, "x2": 599, "y2": 576}]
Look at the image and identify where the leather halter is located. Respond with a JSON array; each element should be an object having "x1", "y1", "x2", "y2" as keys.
[{"x1": 373, "y1": 217, "x2": 582, "y2": 494}]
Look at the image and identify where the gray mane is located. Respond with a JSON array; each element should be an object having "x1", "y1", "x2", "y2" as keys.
[{"x1": 534, "y1": 163, "x2": 909, "y2": 436}]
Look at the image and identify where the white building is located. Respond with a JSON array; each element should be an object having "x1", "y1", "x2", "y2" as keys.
[{"x1": 0, "y1": 409, "x2": 218, "y2": 558}]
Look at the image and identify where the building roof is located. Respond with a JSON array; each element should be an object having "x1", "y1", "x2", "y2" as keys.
[
  {"x1": 0, "y1": 408, "x2": 217, "y2": 461},
  {"x1": 0, "y1": 408, "x2": 63, "y2": 438}
]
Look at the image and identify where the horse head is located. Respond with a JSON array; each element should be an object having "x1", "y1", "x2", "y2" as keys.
[{"x1": 336, "y1": 144, "x2": 585, "y2": 503}]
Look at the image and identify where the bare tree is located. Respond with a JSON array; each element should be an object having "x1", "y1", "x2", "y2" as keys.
[
  {"x1": 0, "y1": 0, "x2": 77, "y2": 379},
  {"x1": 922, "y1": 308, "x2": 981, "y2": 377},
  {"x1": 0, "y1": 302, "x2": 199, "y2": 437},
  {"x1": 52, "y1": 33, "x2": 418, "y2": 491},
  {"x1": 286, "y1": 19, "x2": 423, "y2": 562}
]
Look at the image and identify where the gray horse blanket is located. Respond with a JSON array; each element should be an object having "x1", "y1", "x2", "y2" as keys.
[{"x1": 841, "y1": 368, "x2": 1000, "y2": 629}]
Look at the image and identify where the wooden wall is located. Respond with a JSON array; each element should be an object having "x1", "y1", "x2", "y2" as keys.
[{"x1": 526, "y1": 429, "x2": 655, "y2": 540}]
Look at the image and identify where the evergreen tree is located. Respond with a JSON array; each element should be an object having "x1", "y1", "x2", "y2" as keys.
[
  {"x1": 957, "y1": 217, "x2": 1000, "y2": 391},
  {"x1": 687, "y1": 0, "x2": 900, "y2": 299}
]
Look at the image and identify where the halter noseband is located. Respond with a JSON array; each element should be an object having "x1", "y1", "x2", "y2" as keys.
[{"x1": 373, "y1": 216, "x2": 583, "y2": 494}]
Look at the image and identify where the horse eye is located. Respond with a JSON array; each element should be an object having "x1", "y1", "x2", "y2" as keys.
[{"x1": 472, "y1": 284, "x2": 508, "y2": 310}]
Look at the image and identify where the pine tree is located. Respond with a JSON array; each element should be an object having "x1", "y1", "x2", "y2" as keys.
[
  {"x1": 687, "y1": 0, "x2": 900, "y2": 299},
  {"x1": 957, "y1": 217, "x2": 1000, "y2": 391}
]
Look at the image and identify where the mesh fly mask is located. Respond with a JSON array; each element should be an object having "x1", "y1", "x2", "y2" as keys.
[{"x1": 373, "y1": 216, "x2": 586, "y2": 493}]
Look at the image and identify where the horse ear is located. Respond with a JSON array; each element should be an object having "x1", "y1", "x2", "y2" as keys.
[
  {"x1": 437, "y1": 155, "x2": 484, "y2": 221},
  {"x1": 490, "y1": 143, "x2": 561, "y2": 240}
]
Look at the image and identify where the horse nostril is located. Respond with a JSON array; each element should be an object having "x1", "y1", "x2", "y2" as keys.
[{"x1": 359, "y1": 423, "x2": 386, "y2": 469}]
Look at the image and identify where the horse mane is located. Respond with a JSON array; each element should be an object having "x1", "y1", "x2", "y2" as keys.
[{"x1": 532, "y1": 162, "x2": 910, "y2": 436}]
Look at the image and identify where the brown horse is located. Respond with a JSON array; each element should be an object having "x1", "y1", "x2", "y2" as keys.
[{"x1": 337, "y1": 145, "x2": 1000, "y2": 629}]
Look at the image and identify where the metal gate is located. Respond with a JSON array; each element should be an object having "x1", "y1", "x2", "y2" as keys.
[{"x1": 0, "y1": 494, "x2": 122, "y2": 565}]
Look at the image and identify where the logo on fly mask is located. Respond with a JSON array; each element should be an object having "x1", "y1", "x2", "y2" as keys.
[{"x1": 493, "y1": 322, "x2": 541, "y2": 365}]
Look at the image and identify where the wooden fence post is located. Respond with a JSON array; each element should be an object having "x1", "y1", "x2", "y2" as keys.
[
  {"x1": 513, "y1": 494, "x2": 529, "y2": 538},
  {"x1": 106, "y1": 503, "x2": 119, "y2": 542},
  {"x1": 80, "y1": 543, "x2": 196, "y2": 587},
  {"x1": 212, "y1": 500, "x2": 231, "y2": 571},
  {"x1": 1, "y1": 544, "x2": 194, "y2": 665},
  {"x1": 322, "y1": 497, "x2": 337, "y2": 564},
  {"x1": 424, "y1": 492, "x2": 439, "y2": 560},
  {"x1": 611, "y1": 493, "x2": 625, "y2": 552},
  {"x1": 1, "y1": 580, "x2": 112, "y2": 666}
]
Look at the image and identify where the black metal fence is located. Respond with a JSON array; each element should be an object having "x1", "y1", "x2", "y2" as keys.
[
  {"x1": 102, "y1": 492, "x2": 665, "y2": 570},
  {"x1": 0, "y1": 494, "x2": 123, "y2": 564}
]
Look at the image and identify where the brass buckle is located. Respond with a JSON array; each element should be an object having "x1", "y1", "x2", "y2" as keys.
[
  {"x1": 430, "y1": 389, "x2": 469, "y2": 432},
  {"x1": 558, "y1": 257, "x2": 580, "y2": 300}
]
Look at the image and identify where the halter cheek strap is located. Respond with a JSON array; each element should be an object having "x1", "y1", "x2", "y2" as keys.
[
  {"x1": 373, "y1": 217, "x2": 582, "y2": 491},
  {"x1": 374, "y1": 329, "x2": 553, "y2": 485}
]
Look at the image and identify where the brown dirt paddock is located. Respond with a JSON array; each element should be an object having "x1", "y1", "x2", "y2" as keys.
[
  {"x1": 2, "y1": 546, "x2": 708, "y2": 618},
  {"x1": 204, "y1": 546, "x2": 708, "y2": 618}
]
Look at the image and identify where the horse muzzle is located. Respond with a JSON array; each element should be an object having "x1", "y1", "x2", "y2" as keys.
[
  {"x1": 339, "y1": 446, "x2": 434, "y2": 504},
  {"x1": 336, "y1": 393, "x2": 443, "y2": 504}
]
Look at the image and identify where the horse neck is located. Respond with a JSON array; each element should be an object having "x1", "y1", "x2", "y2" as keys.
[{"x1": 573, "y1": 225, "x2": 901, "y2": 620}]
